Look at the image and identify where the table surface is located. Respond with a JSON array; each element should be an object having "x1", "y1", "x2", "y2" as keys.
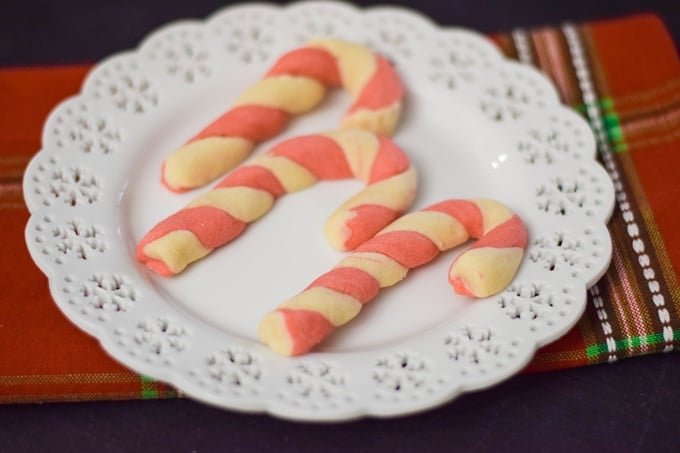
[{"x1": 2, "y1": 1, "x2": 680, "y2": 451}]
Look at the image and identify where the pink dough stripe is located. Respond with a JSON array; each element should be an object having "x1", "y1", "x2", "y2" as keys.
[
  {"x1": 190, "y1": 105, "x2": 290, "y2": 143},
  {"x1": 356, "y1": 230, "x2": 440, "y2": 268},
  {"x1": 266, "y1": 47, "x2": 341, "y2": 86},
  {"x1": 159, "y1": 161, "x2": 175, "y2": 192},
  {"x1": 349, "y1": 55, "x2": 405, "y2": 113},
  {"x1": 424, "y1": 200, "x2": 485, "y2": 239},
  {"x1": 342, "y1": 204, "x2": 401, "y2": 250},
  {"x1": 307, "y1": 267, "x2": 380, "y2": 304},
  {"x1": 279, "y1": 308, "x2": 336, "y2": 356},
  {"x1": 367, "y1": 136, "x2": 411, "y2": 184},
  {"x1": 450, "y1": 279, "x2": 477, "y2": 297},
  {"x1": 269, "y1": 135, "x2": 353, "y2": 180},
  {"x1": 138, "y1": 206, "x2": 246, "y2": 251},
  {"x1": 470, "y1": 215, "x2": 528, "y2": 250},
  {"x1": 143, "y1": 260, "x2": 175, "y2": 277},
  {"x1": 215, "y1": 165, "x2": 286, "y2": 198}
]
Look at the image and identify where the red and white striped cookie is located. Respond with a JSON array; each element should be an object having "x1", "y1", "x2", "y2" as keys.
[
  {"x1": 258, "y1": 199, "x2": 528, "y2": 356},
  {"x1": 138, "y1": 130, "x2": 417, "y2": 276},
  {"x1": 162, "y1": 39, "x2": 405, "y2": 192}
]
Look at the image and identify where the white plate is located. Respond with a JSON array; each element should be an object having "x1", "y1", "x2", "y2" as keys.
[{"x1": 23, "y1": 1, "x2": 614, "y2": 421}]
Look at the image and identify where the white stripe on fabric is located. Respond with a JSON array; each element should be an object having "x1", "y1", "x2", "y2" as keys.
[{"x1": 563, "y1": 24, "x2": 674, "y2": 355}]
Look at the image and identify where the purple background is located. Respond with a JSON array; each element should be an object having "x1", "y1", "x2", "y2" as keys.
[{"x1": 1, "y1": 1, "x2": 679, "y2": 451}]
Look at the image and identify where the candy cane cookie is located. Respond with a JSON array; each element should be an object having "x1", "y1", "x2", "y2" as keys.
[
  {"x1": 162, "y1": 39, "x2": 405, "y2": 192},
  {"x1": 258, "y1": 199, "x2": 528, "y2": 356},
  {"x1": 138, "y1": 129, "x2": 417, "y2": 276}
]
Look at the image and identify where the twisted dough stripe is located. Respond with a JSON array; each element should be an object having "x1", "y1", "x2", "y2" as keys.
[
  {"x1": 162, "y1": 39, "x2": 405, "y2": 192},
  {"x1": 258, "y1": 199, "x2": 528, "y2": 356},
  {"x1": 138, "y1": 130, "x2": 417, "y2": 276}
]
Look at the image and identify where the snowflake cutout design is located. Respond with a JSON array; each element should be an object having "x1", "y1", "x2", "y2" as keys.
[
  {"x1": 49, "y1": 103, "x2": 122, "y2": 155},
  {"x1": 280, "y1": 362, "x2": 352, "y2": 406},
  {"x1": 516, "y1": 113, "x2": 591, "y2": 165},
  {"x1": 480, "y1": 66, "x2": 553, "y2": 122},
  {"x1": 293, "y1": 19, "x2": 349, "y2": 44},
  {"x1": 517, "y1": 128, "x2": 573, "y2": 164},
  {"x1": 536, "y1": 169, "x2": 605, "y2": 217},
  {"x1": 197, "y1": 347, "x2": 262, "y2": 395},
  {"x1": 33, "y1": 162, "x2": 100, "y2": 207},
  {"x1": 289, "y1": 5, "x2": 354, "y2": 44},
  {"x1": 428, "y1": 35, "x2": 496, "y2": 91},
  {"x1": 372, "y1": 352, "x2": 441, "y2": 399},
  {"x1": 363, "y1": 25, "x2": 416, "y2": 64},
  {"x1": 64, "y1": 273, "x2": 136, "y2": 320},
  {"x1": 37, "y1": 218, "x2": 106, "y2": 264},
  {"x1": 158, "y1": 44, "x2": 211, "y2": 83},
  {"x1": 108, "y1": 75, "x2": 158, "y2": 113},
  {"x1": 147, "y1": 29, "x2": 212, "y2": 83},
  {"x1": 428, "y1": 62, "x2": 465, "y2": 91},
  {"x1": 65, "y1": 116, "x2": 122, "y2": 154},
  {"x1": 225, "y1": 26, "x2": 275, "y2": 63},
  {"x1": 212, "y1": 10, "x2": 276, "y2": 64},
  {"x1": 92, "y1": 61, "x2": 159, "y2": 114},
  {"x1": 530, "y1": 232, "x2": 583, "y2": 271},
  {"x1": 480, "y1": 81, "x2": 536, "y2": 122},
  {"x1": 444, "y1": 326, "x2": 501, "y2": 364},
  {"x1": 131, "y1": 317, "x2": 188, "y2": 363},
  {"x1": 429, "y1": 50, "x2": 484, "y2": 91},
  {"x1": 498, "y1": 282, "x2": 556, "y2": 321}
]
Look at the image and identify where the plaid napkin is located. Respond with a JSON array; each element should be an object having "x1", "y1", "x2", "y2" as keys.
[{"x1": 1, "y1": 14, "x2": 678, "y2": 402}]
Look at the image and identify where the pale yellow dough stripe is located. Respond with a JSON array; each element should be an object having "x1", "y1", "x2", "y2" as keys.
[
  {"x1": 279, "y1": 286, "x2": 362, "y2": 326},
  {"x1": 323, "y1": 166, "x2": 417, "y2": 249},
  {"x1": 309, "y1": 39, "x2": 376, "y2": 95},
  {"x1": 247, "y1": 155, "x2": 318, "y2": 192},
  {"x1": 449, "y1": 247, "x2": 525, "y2": 298},
  {"x1": 234, "y1": 76, "x2": 326, "y2": 114},
  {"x1": 337, "y1": 166, "x2": 418, "y2": 211},
  {"x1": 336, "y1": 251, "x2": 408, "y2": 287},
  {"x1": 142, "y1": 230, "x2": 211, "y2": 275},
  {"x1": 163, "y1": 137, "x2": 253, "y2": 190},
  {"x1": 186, "y1": 187, "x2": 274, "y2": 223},
  {"x1": 340, "y1": 102, "x2": 402, "y2": 137},
  {"x1": 378, "y1": 211, "x2": 469, "y2": 251},
  {"x1": 325, "y1": 129, "x2": 380, "y2": 181},
  {"x1": 473, "y1": 199, "x2": 514, "y2": 233},
  {"x1": 258, "y1": 312, "x2": 294, "y2": 357}
]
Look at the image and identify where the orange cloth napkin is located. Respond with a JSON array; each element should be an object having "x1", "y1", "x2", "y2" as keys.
[{"x1": 1, "y1": 14, "x2": 679, "y2": 402}]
